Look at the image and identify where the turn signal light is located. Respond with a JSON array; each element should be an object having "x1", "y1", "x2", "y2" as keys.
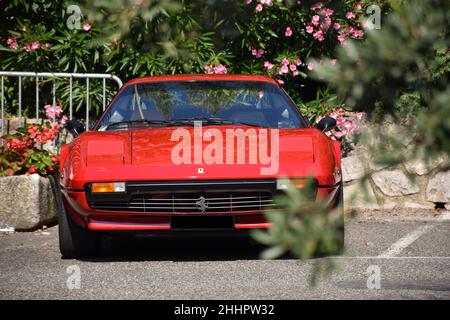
[
  {"x1": 276, "y1": 179, "x2": 313, "y2": 190},
  {"x1": 91, "y1": 182, "x2": 126, "y2": 193}
]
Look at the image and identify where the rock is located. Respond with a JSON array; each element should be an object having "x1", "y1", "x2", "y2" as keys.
[
  {"x1": 445, "y1": 203, "x2": 450, "y2": 211},
  {"x1": 382, "y1": 199, "x2": 399, "y2": 209},
  {"x1": 426, "y1": 170, "x2": 450, "y2": 203},
  {"x1": 0, "y1": 174, "x2": 58, "y2": 231},
  {"x1": 405, "y1": 156, "x2": 447, "y2": 176},
  {"x1": 371, "y1": 169, "x2": 419, "y2": 196},
  {"x1": 368, "y1": 158, "x2": 389, "y2": 171},
  {"x1": 344, "y1": 181, "x2": 379, "y2": 209},
  {"x1": 404, "y1": 202, "x2": 435, "y2": 210},
  {"x1": 342, "y1": 155, "x2": 366, "y2": 182}
]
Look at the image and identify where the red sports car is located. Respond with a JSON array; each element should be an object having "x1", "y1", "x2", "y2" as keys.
[{"x1": 58, "y1": 74, "x2": 342, "y2": 258}]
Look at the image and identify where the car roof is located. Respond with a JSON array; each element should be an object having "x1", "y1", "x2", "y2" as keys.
[{"x1": 122, "y1": 74, "x2": 280, "y2": 88}]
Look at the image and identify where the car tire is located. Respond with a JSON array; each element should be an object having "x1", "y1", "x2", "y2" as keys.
[
  {"x1": 335, "y1": 182, "x2": 345, "y2": 254},
  {"x1": 58, "y1": 195, "x2": 101, "y2": 259}
]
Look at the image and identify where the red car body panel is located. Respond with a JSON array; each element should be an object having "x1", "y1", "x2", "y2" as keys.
[{"x1": 59, "y1": 74, "x2": 342, "y2": 231}]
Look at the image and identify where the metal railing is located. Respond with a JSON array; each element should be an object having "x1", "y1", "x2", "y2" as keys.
[{"x1": 0, "y1": 71, "x2": 123, "y2": 134}]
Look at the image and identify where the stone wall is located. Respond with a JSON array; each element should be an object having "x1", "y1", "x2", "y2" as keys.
[{"x1": 343, "y1": 154, "x2": 450, "y2": 210}]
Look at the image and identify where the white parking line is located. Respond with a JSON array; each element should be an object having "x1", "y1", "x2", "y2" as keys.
[{"x1": 376, "y1": 211, "x2": 450, "y2": 258}]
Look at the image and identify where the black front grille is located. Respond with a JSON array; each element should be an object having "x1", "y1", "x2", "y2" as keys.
[{"x1": 90, "y1": 191, "x2": 276, "y2": 213}]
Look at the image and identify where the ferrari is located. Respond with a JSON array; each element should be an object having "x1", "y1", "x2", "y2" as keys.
[{"x1": 58, "y1": 74, "x2": 343, "y2": 258}]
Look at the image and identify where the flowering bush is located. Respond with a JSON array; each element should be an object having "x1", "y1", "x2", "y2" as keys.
[
  {"x1": 315, "y1": 107, "x2": 363, "y2": 155},
  {"x1": 0, "y1": 105, "x2": 65, "y2": 177},
  {"x1": 316, "y1": 107, "x2": 363, "y2": 140}
]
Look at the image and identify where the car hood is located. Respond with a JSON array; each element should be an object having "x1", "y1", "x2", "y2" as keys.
[
  {"x1": 64, "y1": 126, "x2": 339, "y2": 189},
  {"x1": 121, "y1": 126, "x2": 317, "y2": 179}
]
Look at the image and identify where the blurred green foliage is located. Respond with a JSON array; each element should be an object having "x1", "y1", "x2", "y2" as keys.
[
  {"x1": 312, "y1": 0, "x2": 450, "y2": 164},
  {"x1": 0, "y1": 0, "x2": 381, "y2": 121}
]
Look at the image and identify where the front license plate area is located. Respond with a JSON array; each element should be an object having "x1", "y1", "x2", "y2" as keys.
[{"x1": 171, "y1": 215, "x2": 234, "y2": 230}]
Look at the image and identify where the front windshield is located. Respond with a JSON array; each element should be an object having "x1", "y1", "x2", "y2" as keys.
[{"x1": 97, "y1": 80, "x2": 304, "y2": 131}]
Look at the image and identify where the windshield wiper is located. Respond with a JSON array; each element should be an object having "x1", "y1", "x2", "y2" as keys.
[
  {"x1": 171, "y1": 117, "x2": 268, "y2": 127},
  {"x1": 105, "y1": 119, "x2": 193, "y2": 131},
  {"x1": 171, "y1": 117, "x2": 233, "y2": 125}
]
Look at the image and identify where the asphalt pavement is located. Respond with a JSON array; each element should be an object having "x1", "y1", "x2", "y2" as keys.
[{"x1": 0, "y1": 210, "x2": 449, "y2": 299}]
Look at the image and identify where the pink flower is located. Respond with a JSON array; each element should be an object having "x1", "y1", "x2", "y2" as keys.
[
  {"x1": 256, "y1": 4, "x2": 263, "y2": 12},
  {"x1": 7, "y1": 38, "x2": 18, "y2": 50},
  {"x1": 354, "y1": 4, "x2": 362, "y2": 11},
  {"x1": 31, "y1": 41, "x2": 40, "y2": 50},
  {"x1": 346, "y1": 12, "x2": 356, "y2": 19},
  {"x1": 264, "y1": 61, "x2": 274, "y2": 70},
  {"x1": 351, "y1": 29, "x2": 364, "y2": 38},
  {"x1": 213, "y1": 64, "x2": 227, "y2": 74},
  {"x1": 44, "y1": 104, "x2": 63, "y2": 120},
  {"x1": 289, "y1": 64, "x2": 297, "y2": 71},
  {"x1": 320, "y1": 8, "x2": 334, "y2": 17},
  {"x1": 252, "y1": 48, "x2": 264, "y2": 58},
  {"x1": 322, "y1": 17, "x2": 332, "y2": 30},
  {"x1": 281, "y1": 58, "x2": 289, "y2": 65},
  {"x1": 310, "y1": 2, "x2": 323, "y2": 10},
  {"x1": 61, "y1": 115, "x2": 68, "y2": 125},
  {"x1": 305, "y1": 25, "x2": 314, "y2": 34},
  {"x1": 277, "y1": 79, "x2": 284, "y2": 85},
  {"x1": 307, "y1": 63, "x2": 314, "y2": 71},
  {"x1": 292, "y1": 70, "x2": 299, "y2": 76},
  {"x1": 204, "y1": 64, "x2": 213, "y2": 74},
  {"x1": 285, "y1": 26, "x2": 293, "y2": 37},
  {"x1": 313, "y1": 30, "x2": 324, "y2": 41},
  {"x1": 44, "y1": 43, "x2": 52, "y2": 49},
  {"x1": 121, "y1": 42, "x2": 126, "y2": 49},
  {"x1": 294, "y1": 58, "x2": 302, "y2": 66},
  {"x1": 279, "y1": 65, "x2": 289, "y2": 74},
  {"x1": 334, "y1": 131, "x2": 346, "y2": 139},
  {"x1": 330, "y1": 59, "x2": 337, "y2": 65},
  {"x1": 333, "y1": 23, "x2": 341, "y2": 30},
  {"x1": 23, "y1": 42, "x2": 32, "y2": 52},
  {"x1": 312, "y1": 15, "x2": 320, "y2": 26},
  {"x1": 245, "y1": 0, "x2": 252, "y2": 4},
  {"x1": 337, "y1": 34, "x2": 346, "y2": 44},
  {"x1": 83, "y1": 22, "x2": 92, "y2": 31}
]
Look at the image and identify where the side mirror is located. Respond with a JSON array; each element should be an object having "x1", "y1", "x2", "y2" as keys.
[
  {"x1": 65, "y1": 120, "x2": 85, "y2": 137},
  {"x1": 317, "y1": 116, "x2": 337, "y2": 132}
]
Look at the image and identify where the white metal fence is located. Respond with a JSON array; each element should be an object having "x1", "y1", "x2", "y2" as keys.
[{"x1": 0, "y1": 71, "x2": 123, "y2": 134}]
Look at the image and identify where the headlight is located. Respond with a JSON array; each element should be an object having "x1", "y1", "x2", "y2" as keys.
[{"x1": 91, "y1": 182, "x2": 126, "y2": 193}]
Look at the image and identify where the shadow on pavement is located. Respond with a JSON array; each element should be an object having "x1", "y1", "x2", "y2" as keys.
[{"x1": 81, "y1": 232, "x2": 287, "y2": 263}]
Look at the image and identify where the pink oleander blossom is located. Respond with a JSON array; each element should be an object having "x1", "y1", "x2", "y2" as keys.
[
  {"x1": 44, "y1": 104, "x2": 63, "y2": 120},
  {"x1": 278, "y1": 65, "x2": 289, "y2": 74},
  {"x1": 312, "y1": 15, "x2": 320, "y2": 26},
  {"x1": 263, "y1": 61, "x2": 274, "y2": 70},
  {"x1": 306, "y1": 25, "x2": 314, "y2": 33},
  {"x1": 346, "y1": 12, "x2": 356, "y2": 19},
  {"x1": 310, "y1": 2, "x2": 323, "y2": 10},
  {"x1": 83, "y1": 22, "x2": 92, "y2": 31},
  {"x1": 285, "y1": 26, "x2": 292, "y2": 37},
  {"x1": 31, "y1": 41, "x2": 40, "y2": 50}
]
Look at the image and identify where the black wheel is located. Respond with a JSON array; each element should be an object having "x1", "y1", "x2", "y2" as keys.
[{"x1": 58, "y1": 195, "x2": 101, "y2": 259}]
